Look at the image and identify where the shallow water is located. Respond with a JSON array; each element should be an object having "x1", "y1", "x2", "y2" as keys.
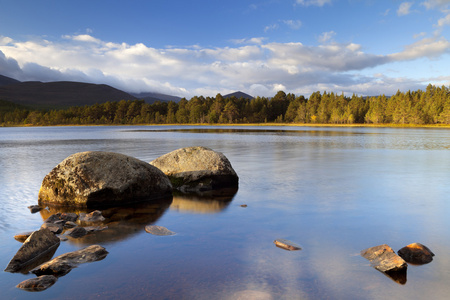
[{"x1": 1, "y1": 125, "x2": 450, "y2": 299}]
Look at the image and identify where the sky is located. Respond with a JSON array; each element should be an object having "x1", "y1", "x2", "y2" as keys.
[{"x1": 0, "y1": 0, "x2": 450, "y2": 98}]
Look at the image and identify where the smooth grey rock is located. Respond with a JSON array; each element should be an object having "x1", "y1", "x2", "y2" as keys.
[
  {"x1": 398, "y1": 243, "x2": 434, "y2": 264},
  {"x1": 150, "y1": 146, "x2": 238, "y2": 192},
  {"x1": 31, "y1": 245, "x2": 108, "y2": 277},
  {"x1": 5, "y1": 228, "x2": 60, "y2": 273},
  {"x1": 16, "y1": 275, "x2": 58, "y2": 292},
  {"x1": 274, "y1": 239, "x2": 302, "y2": 251},
  {"x1": 65, "y1": 227, "x2": 87, "y2": 238},
  {"x1": 60, "y1": 213, "x2": 78, "y2": 222},
  {"x1": 145, "y1": 225, "x2": 176, "y2": 236},
  {"x1": 361, "y1": 244, "x2": 407, "y2": 273},
  {"x1": 38, "y1": 151, "x2": 173, "y2": 208},
  {"x1": 44, "y1": 213, "x2": 62, "y2": 223}
]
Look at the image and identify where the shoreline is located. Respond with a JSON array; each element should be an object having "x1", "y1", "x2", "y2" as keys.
[{"x1": 3, "y1": 122, "x2": 450, "y2": 129}]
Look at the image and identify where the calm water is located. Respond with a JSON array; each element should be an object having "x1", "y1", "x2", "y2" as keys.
[{"x1": 1, "y1": 125, "x2": 450, "y2": 299}]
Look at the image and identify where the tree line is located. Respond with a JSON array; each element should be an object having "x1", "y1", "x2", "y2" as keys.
[{"x1": 1, "y1": 84, "x2": 450, "y2": 126}]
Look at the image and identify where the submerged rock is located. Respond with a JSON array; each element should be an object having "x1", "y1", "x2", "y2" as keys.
[
  {"x1": 28, "y1": 205, "x2": 42, "y2": 214},
  {"x1": 398, "y1": 243, "x2": 434, "y2": 264},
  {"x1": 145, "y1": 225, "x2": 176, "y2": 236},
  {"x1": 65, "y1": 227, "x2": 88, "y2": 238},
  {"x1": 5, "y1": 228, "x2": 60, "y2": 273},
  {"x1": 16, "y1": 275, "x2": 58, "y2": 292},
  {"x1": 150, "y1": 146, "x2": 238, "y2": 192},
  {"x1": 38, "y1": 151, "x2": 173, "y2": 208},
  {"x1": 79, "y1": 210, "x2": 105, "y2": 222},
  {"x1": 31, "y1": 245, "x2": 108, "y2": 277},
  {"x1": 14, "y1": 232, "x2": 34, "y2": 243},
  {"x1": 361, "y1": 244, "x2": 407, "y2": 273},
  {"x1": 41, "y1": 222, "x2": 63, "y2": 234},
  {"x1": 274, "y1": 239, "x2": 302, "y2": 251}
]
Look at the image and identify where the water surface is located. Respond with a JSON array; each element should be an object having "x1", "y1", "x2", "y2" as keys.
[{"x1": 1, "y1": 125, "x2": 450, "y2": 299}]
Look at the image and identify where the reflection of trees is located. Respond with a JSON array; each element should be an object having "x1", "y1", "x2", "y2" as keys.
[
  {"x1": 170, "y1": 187, "x2": 238, "y2": 214},
  {"x1": 39, "y1": 198, "x2": 172, "y2": 245}
]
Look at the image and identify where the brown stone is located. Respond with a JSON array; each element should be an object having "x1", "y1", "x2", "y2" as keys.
[
  {"x1": 361, "y1": 244, "x2": 407, "y2": 273},
  {"x1": 16, "y1": 275, "x2": 58, "y2": 292},
  {"x1": 5, "y1": 228, "x2": 60, "y2": 273},
  {"x1": 398, "y1": 243, "x2": 434, "y2": 264},
  {"x1": 274, "y1": 239, "x2": 302, "y2": 251},
  {"x1": 14, "y1": 232, "x2": 33, "y2": 243},
  {"x1": 41, "y1": 222, "x2": 63, "y2": 234},
  {"x1": 65, "y1": 226, "x2": 88, "y2": 238},
  {"x1": 79, "y1": 210, "x2": 105, "y2": 222},
  {"x1": 31, "y1": 245, "x2": 108, "y2": 277}
]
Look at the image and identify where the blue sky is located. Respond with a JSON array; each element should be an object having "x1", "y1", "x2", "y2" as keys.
[{"x1": 1, "y1": 0, "x2": 450, "y2": 98}]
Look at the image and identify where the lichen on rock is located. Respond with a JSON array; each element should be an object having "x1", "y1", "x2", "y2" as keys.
[
  {"x1": 150, "y1": 146, "x2": 238, "y2": 192},
  {"x1": 38, "y1": 151, "x2": 173, "y2": 208}
]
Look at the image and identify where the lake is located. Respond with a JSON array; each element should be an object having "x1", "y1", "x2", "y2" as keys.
[{"x1": 1, "y1": 125, "x2": 450, "y2": 299}]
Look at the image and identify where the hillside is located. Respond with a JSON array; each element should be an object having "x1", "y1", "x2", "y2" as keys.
[
  {"x1": 0, "y1": 80, "x2": 137, "y2": 109},
  {"x1": 0, "y1": 75, "x2": 20, "y2": 87},
  {"x1": 132, "y1": 92, "x2": 182, "y2": 103},
  {"x1": 223, "y1": 91, "x2": 253, "y2": 100}
]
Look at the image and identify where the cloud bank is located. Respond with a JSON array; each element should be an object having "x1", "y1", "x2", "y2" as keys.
[{"x1": 0, "y1": 32, "x2": 449, "y2": 97}]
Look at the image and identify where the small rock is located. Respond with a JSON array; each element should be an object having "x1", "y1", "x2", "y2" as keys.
[
  {"x1": 274, "y1": 239, "x2": 302, "y2": 251},
  {"x1": 64, "y1": 221, "x2": 78, "y2": 228},
  {"x1": 58, "y1": 236, "x2": 68, "y2": 242},
  {"x1": 44, "y1": 213, "x2": 62, "y2": 223},
  {"x1": 240, "y1": 204, "x2": 248, "y2": 207},
  {"x1": 60, "y1": 213, "x2": 78, "y2": 222},
  {"x1": 361, "y1": 244, "x2": 407, "y2": 273},
  {"x1": 16, "y1": 275, "x2": 58, "y2": 292},
  {"x1": 79, "y1": 210, "x2": 105, "y2": 222},
  {"x1": 65, "y1": 227, "x2": 87, "y2": 238},
  {"x1": 398, "y1": 243, "x2": 434, "y2": 264},
  {"x1": 31, "y1": 245, "x2": 108, "y2": 277},
  {"x1": 145, "y1": 225, "x2": 176, "y2": 236},
  {"x1": 5, "y1": 228, "x2": 60, "y2": 273},
  {"x1": 14, "y1": 232, "x2": 33, "y2": 243},
  {"x1": 84, "y1": 225, "x2": 108, "y2": 232},
  {"x1": 41, "y1": 222, "x2": 63, "y2": 234},
  {"x1": 27, "y1": 205, "x2": 42, "y2": 214}
]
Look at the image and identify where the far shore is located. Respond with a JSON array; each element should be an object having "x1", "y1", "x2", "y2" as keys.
[{"x1": 3, "y1": 122, "x2": 450, "y2": 129}]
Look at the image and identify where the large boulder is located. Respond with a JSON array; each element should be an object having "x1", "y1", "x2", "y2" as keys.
[
  {"x1": 38, "y1": 151, "x2": 173, "y2": 208},
  {"x1": 150, "y1": 147, "x2": 238, "y2": 192}
]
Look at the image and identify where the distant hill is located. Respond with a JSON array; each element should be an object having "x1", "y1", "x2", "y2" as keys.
[
  {"x1": 0, "y1": 75, "x2": 20, "y2": 87},
  {"x1": 0, "y1": 79, "x2": 137, "y2": 109},
  {"x1": 131, "y1": 92, "x2": 182, "y2": 104},
  {"x1": 223, "y1": 91, "x2": 254, "y2": 100}
]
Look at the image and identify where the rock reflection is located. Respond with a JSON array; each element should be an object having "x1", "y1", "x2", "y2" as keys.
[
  {"x1": 384, "y1": 269, "x2": 407, "y2": 285},
  {"x1": 170, "y1": 187, "x2": 237, "y2": 214},
  {"x1": 39, "y1": 198, "x2": 172, "y2": 245}
]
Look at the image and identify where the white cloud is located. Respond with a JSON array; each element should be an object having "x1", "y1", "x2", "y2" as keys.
[
  {"x1": 283, "y1": 20, "x2": 302, "y2": 30},
  {"x1": 296, "y1": 0, "x2": 332, "y2": 7},
  {"x1": 422, "y1": 0, "x2": 450, "y2": 10},
  {"x1": 318, "y1": 31, "x2": 336, "y2": 43},
  {"x1": 1, "y1": 34, "x2": 449, "y2": 97},
  {"x1": 388, "y1": 37, "x2": 450, "y2": 60},
  {"x1": 398, "y1": 2, "x2": 413, "y2": 16},
  {"x1": 437, "y1": 13, "x2": 450, "y2": 26},
  {"x1": 264, "y1": 23, "x2": 279, "y2": 32}
]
